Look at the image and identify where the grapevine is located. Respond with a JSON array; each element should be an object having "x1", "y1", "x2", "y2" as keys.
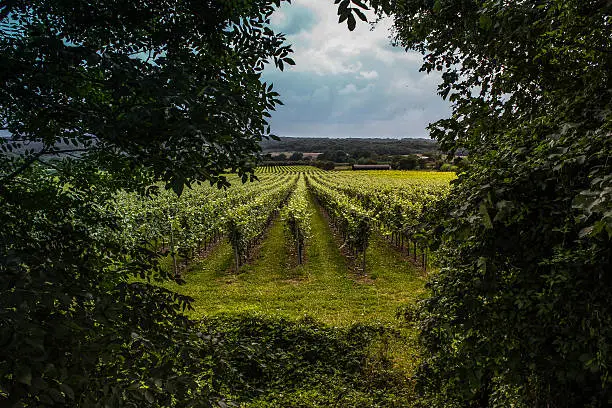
[{"x1": 281, "y1": 174, "x2": 312, "y2": 264}]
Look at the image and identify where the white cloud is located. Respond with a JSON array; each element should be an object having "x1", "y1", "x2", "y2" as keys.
[
  {"x1": 263, "y1": 0, "x2": 453, "y2": 138},
  {"x1": 358, "y1": 70, "x2": 379, "y2": 80},
  {"x1": 338, "y1": 83, "x2": 375, "y2": 95},
  {"x1": 338, "y1": 84, "x2": 357, "y2": 95},
  {"x1": 270, "y1": 10, "x2": 287, "y2": 27},
  {"x1": 280, "y1": 1, "x2": 423, "y2": 76}
]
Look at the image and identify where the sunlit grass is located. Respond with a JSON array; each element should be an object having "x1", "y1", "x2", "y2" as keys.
[
  {"x1": 157, "y1": 190, "x2": 429, "y2": 387},
  {"x1": 163, "y1": 192, "x2": 426, "y2": 327}
]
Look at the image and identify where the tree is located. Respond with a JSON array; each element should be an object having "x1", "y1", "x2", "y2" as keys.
[
  {"x1": 351, "y1": 149, "x2": 371, "y2": 160},
  {"x1": 314, "y1": 160, "x2": 335, "y2": 171},
  {"x1": 394, "y1": 155, "x2": 418, "y2": 170},
  {"x1": 289, "y1": 151, "x2": 304, "y2": 161},
  {"x1": 0, "y1": 0, "x2": 294, "y2": 406},
  {"x1": 356, "y1": 157, "x2": 377, "y2": 165},
  {"x1": 333, "y1": 150, "x2": 348, "y2": 162},
  {"x1": 337, "y1": 0, "x2": 611, "y2": 406},
  {"x1": 1, "y1": 0, "x2": 294, "y2": 193}
]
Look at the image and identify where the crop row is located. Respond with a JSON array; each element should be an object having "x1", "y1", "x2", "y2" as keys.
[
  {"x1": 113, "y1": 174, "x2": 296, "y2": 274},
  {"x1": 227, "y1": 175, "x2": 298, "y2": 269},
  {"x1": 281, "y1": 174, "x2": 311, "y2": 265},
  {"x1": 306, "y1": 174, "x2": 372, "y2": 273},
  {"x1": 112, "y1": 168, "x2": 451, "y2": 275},
  {"x1": 308, "y1": 171, "x2": 453, "y2": 270}
]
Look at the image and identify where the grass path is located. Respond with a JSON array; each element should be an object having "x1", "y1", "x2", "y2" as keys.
[{"x1": 163, "y1": 192, "x2": 427, "y2": 326}]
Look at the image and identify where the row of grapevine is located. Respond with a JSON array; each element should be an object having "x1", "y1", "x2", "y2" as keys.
[
  {"x1": 113, "y1": 174, "x2": 295, "y2": 274},
  {"x1": 113, "y1": 168, "x2": 451, "y2": 275},
  {"x1": 305, "y1": 174, "x2": 373, "y2": 274},
  {"x1": 309, "y1": 171, "x2": 454, "y2": 270},
  {"x1": 226, "y1": 174, "x2": 298, "y2": 270},
  {"x1": 257, "y1": 165, "x2": 323, "y2": 174},
  {"x1": 281, "y1": 174, "x2": 311, "y2": 265}
]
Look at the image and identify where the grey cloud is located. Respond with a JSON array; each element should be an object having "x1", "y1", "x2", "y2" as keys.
[
  {"x1": 264, "y1": 1, "x2": 452, "y2": 138},
  {"x1": 272, "y1": 5, "x2": 317, "y2": 36}
]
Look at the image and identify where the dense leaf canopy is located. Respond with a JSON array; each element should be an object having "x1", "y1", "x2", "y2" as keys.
[
  {"x1": 336, "y1": 0, "x2": 611, "y2": 406},
  {"x1": 1, "y1": 0, "x2": 293, "y2": 193},
  {"x1": 0, "y1": 1, "x2": 294, "y2": 406}
]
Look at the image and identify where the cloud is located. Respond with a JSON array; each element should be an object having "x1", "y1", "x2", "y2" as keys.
[
  {"x1": 263, "y1": 0, "x2": 452, "y2": 138},
  {"x1": 269, "y1": 5, "x2": 317, "y2": 36},
  {"x1": 338, "y1": 84, "x2": 357, "y2": 95},
  {"x1": 358, "y1": 70, "x2": 379, "y2": 80}
]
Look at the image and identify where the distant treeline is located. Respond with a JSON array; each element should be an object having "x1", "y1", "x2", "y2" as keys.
[{"x1": 261, "y1": 137, "x2": 438, "y2": 156}]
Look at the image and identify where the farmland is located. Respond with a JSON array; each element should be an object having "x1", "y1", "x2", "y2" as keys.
[
  {"x1": 107, "y1": 166, "x2": 456, "y2": 405},
  {"x1": 115, "y1": 167, "x2": 455, "y2": 306},
  {"x1": 152, "y1": 167, "x2": 457, "y2": 324},
  {"x1": 3, "y1": 1, "x2": 608, "y2": 406}
]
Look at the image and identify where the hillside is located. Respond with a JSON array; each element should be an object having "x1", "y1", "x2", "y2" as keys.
[{"x1": 261, "y1": 136, "x2": 438, "y2": 156}]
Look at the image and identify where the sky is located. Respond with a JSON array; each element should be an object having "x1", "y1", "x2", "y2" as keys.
[
  {"x1": 262, "y1": 0, "x2": 452, "y2": 139},
  {"x1": 0, "y1": 2, "x2": 452, "y2": 141}
]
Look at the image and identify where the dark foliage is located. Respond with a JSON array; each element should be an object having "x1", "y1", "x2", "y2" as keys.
[
  {"x1": 195, "y1": 315, "x2": 413, "y2": 407},
  {"x1": 1, "y1": 0, "x2": 294, "y2": 193},
  {"x1": 0, "y1": 0, "x2": 296, "y2": 406},
  {"x1": 0, "y1": 166, "x2": 209, "y2": 406},
  {"x1": 261, "y1": 136, "x2": 439, "y2": 157},
  {"x1": 337, "y1": 0, "x2": 612, "y2": 406}
]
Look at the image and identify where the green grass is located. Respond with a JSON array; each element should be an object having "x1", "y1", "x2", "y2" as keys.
[
  {"x1": 158, "y1": 192, "x2": 428, "y2": 403},
  {"x1": 163, "y1": 192, "x2": 427, "y2": 327}
]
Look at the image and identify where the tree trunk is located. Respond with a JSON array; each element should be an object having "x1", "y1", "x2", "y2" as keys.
[{"x1": 298, "y1": 242, "x2": 302, "y2": 265}]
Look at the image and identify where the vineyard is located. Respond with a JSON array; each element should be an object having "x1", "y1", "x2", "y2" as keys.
[
  {"x1": 108, "y1": 166, "x2": 458, "y2": 405},
  {"x1": 3, "y1": 1, "x2": 608, "y2": 405},
  {"x1": 113, "y1": 166, "x2": 455, "y2": 324},
  {"x1": 114, "y1": 167, "x2": 454, "y2": 274}
]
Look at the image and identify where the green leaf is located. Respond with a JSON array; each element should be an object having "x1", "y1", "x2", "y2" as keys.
[
  {"x1": 479, "y1": 201, "x2": 492, "y2": 229},
  {"x1": 353, "y1": 8, "x2": 368, "y2": 22},
  {"x1": 16, "y1": 366, "x2": 32, "y2": 386},
  {"x1": 347, "y1": 12, "x2": 357, "y2": 31},
  {"x1": 170, "y1": 178, "x2": 185, "y2": 197},
  {"x1": 433, "y1": 0, "x2": 442, "y2": 13},
  {"x1": 144, "y1": 390, "x2": 154, "y2": 403},
  {"x1": 479, "y1": 14, "x2": 492, "y2": 30}
]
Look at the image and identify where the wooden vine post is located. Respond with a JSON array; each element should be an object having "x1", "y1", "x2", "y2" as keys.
[
  {"x1": 362, "y1": 241, "x2": 367, "y2": 275},
  {"x1": 169, "y1": 209, "x2": 178, "y2": 277},
  {"x1": 234, "y1": 244, "x2": 240, "y2": 272}
]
